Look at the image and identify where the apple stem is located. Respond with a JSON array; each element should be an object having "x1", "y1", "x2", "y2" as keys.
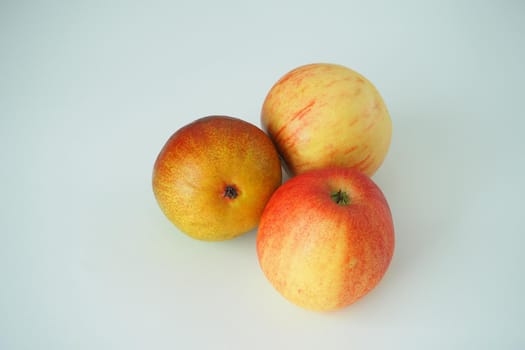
[
  {"x1": 331, "y1": 190, "x2": 350, "y2": 206},
  {"x1": 224, "y1": 185, "x2": 238, "y2": 199}
]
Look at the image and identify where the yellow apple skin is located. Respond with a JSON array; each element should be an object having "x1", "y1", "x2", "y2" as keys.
[
  {"x1": 152, "y1": 116, "x2": 282, "y2": 241},
  {"x1": 261, "y1": 63, "x2": 392, "y2": 177}
]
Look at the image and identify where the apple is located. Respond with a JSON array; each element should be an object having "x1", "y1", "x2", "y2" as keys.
[
  {"x1": 152, "y1": 116, "x2": 282, "y2": 241},
  {"x1": 261, "y1": 63, "x2": 392, "y2": 177},
  {"x1": 256, "y1": 167, "x2": 394, "y2": 311}
]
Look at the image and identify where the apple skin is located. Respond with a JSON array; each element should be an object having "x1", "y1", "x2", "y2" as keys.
[
  {"x1": 261, "y1": 63, "x2": 392, "y2": 177},
  {"x1": 152, "y1": 116, "x2": 282, "y2": 241},
  {"x1": 256, "y1": 167, "x2": 394, "y2": 311}
]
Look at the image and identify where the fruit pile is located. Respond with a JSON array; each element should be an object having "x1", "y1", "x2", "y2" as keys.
[{"x1": 152, "y1": 63, "x2": 395, "y2": 312}]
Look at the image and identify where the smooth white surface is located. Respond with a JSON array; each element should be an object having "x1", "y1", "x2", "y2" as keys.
[{"x1": 2, "y1": 0, "x2": 524, "y2": 349}]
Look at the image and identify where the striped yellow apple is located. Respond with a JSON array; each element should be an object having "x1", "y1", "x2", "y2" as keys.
[
  {"x1": 261, "y1": 63, "x2": 392, "y2": 177},
  {"x1": 152, "y1": 116, "x2": 282, "y2": 241},
  {"x1": 256, "y1": 167, "x2": 394, "y2": 311}
]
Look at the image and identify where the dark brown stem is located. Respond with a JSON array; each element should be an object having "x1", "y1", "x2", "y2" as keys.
[{"x1": 224, "y1": 185, "x2": 238, "y2": 199}]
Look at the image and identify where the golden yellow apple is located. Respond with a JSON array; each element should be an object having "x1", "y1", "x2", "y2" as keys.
[{"x1": 152, "y1": 116, "x2": 282, "y2": 241}]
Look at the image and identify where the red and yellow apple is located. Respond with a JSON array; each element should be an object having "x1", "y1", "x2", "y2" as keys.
[
  {"x1": 152, "y1": 116, "x2": 282, "y2": 241},
  {"x1": 256, "y1": 167, "x2": 395, "y2": 311},
  {"x1": 261, "y1": 63, "x2": 392, "y2": 177}
]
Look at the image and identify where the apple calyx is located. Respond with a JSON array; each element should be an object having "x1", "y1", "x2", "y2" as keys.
[
  {"x1": 224, "y1": 185, "x2": 239, "y2": 199},
  {"x1": 331, "y1": 189, "x2": 350, "y2": 206}
]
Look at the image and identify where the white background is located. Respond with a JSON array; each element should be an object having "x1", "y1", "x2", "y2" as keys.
[{"x1": 1, "y1": 0, "x2": 524, "y2": 349}]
